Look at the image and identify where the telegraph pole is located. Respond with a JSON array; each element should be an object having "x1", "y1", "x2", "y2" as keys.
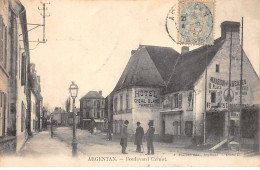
[
  {"x1": 227, "y1": 30, "x2": 233, "y2": 149},
  {"x1": 19, "y1": 1, "x2": 50, "y2": 50},
  {"x1": 38, "y1": 1, "x2": 50, "y2": 43},
  {"x1": 203, "y1": 45, "x2": 208, "y2": 145},
  {"x1": 239, "y1": 17, "x2": 244, "y2": 151}
]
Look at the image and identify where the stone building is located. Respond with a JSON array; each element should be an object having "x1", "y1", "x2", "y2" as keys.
[
  {"x1": 0, "y1": 0, "x2": 31, "y2": 152},
  {"x1": 79, "y1": 91, "x2": 106, "y2": 131},
  {"x1": 110, "y1": 21, "x2": 259, "y2": 144},
  {"x1": 0, "y1": 0, "x2": 43, "y2": 153},
  {"x1": 0, "y1": 0, "x2": 10, "y2": 141},
  {"x1": 162, "y1": 21, "x2": 259, "y2": 144},
  {"x1": 30, "y1": 63, "x2": 43, "y2": 131},
  {"x1": 111, "y1": 45, "x2": 180, "y2": 135}
]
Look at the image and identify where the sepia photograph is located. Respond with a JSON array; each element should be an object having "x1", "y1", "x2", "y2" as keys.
[{"x1": 0, "y1": 0, "x2": 259, "y2": 167}]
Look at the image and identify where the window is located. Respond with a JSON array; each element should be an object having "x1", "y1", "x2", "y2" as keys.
[
  {"x1": 0, "y1": 92, "x2": 2, "y2": 107},
  {"x1": 120, "y1": 95, "x2": 123, "y2": 111},
  {"x1": 211, "y1": 91, "x2": 216, "y2": 103},
  {"x1": 216, "y1": 64, "x2": 220, "y2": 73},
  {"x1": 114, "y1": 97, "x2": 117, "y2": 112},
  {"x1": 174, "y1": 94, "x2": 179, "y2": 108},
  {"x1": 21, "y1": 102, "x2": 25, "y2": 132},
  {"x1": 97, "y1": 100, "x2": 100, "y2": 108},
  {"x1": 21, "y1": 53, "x2": 26, "y2": 85},
  {"x1": 178, "y1": 93, "x2": 182, "y2": 109},
  {"x1": 126, "y1": 93, "x2": 129, "y2": 110},
  {"x1": 4, "y1": 26, "x2": 7, "y2": 68}
]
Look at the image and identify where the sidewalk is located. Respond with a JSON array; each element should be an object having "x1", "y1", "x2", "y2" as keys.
[{"x1": 18, "y1": 130, "x2": 72, "y2": 157}]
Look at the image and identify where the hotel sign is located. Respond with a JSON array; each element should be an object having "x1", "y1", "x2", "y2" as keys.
[{"x1": 133, "y1": 88, "x2": 160, "y2": 108}]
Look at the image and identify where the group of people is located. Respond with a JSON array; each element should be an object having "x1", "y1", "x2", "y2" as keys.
[{"x1": 120, "y1": 120, "x2": 155, "y2": 155}]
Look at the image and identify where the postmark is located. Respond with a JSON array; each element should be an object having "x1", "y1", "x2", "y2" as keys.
[
  {"x1": 177, "y1": 0, "x2": 215, "y2": 45},
  {"x1": 165, "y1": 4, "x2": 178, "y2": 43}
]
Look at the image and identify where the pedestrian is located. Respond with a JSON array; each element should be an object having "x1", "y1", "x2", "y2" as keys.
[
  {"x1": 107, "y1": 121, "x2": 112, "y2": 141},
  {"x1": 145, "y1": 121, "x2": 155, "y2": 155},
  {"x1": 134, "y1": 122, "x2": 144, "y2": 153},
  {"x1": 90, "y1": 118, "x2": 95, "y2": 134},
  {"x1": 120, "y1": 120, "x2": 129, "y2": 154}
]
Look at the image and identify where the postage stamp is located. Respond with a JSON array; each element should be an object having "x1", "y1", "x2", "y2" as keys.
[{"x1": 177, "y1": 0, "x2": 215, "y2": 45}]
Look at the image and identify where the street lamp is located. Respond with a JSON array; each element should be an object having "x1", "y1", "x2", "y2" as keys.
[
  {"x1": 50, "y1": 113, "x2": 54, "y2": 138},
  {"x1": 69, "y1": 81, "x2": 79, "y2": 157}
]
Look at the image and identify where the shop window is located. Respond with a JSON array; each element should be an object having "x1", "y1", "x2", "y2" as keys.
[
  {"x1": 211, "y1": 91, "x2": 216, "y2": 103},
  {"x1": 216, "y1": 64, "x2": 220, "y2": 73}
]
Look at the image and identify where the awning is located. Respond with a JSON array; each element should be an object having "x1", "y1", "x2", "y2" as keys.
[
  {"x1": 82, "y1": 119, "x2": 91, "y2": 121},
  {"x1": 94, "y1": 119, "x2": 105, "y2": 123},
  {"x1": 160, "y1": 110, "x2": 183, "y2": 115}
]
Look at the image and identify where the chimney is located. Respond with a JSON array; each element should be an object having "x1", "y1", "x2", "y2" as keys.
[
  {"x1": 30, "y1": 63, "x2": 36, "y2": 73},
  {"x1": 131, "y1": 50, "x2": 136, "y2": 56},
  {"x1": 221, "y1": 21, "x2": 240, "y2": 41},
  {"x1": 99, "y1": 90, "x2": 102, "y2": 96},
  {"x1": 37, "y1": 76, "x2": 40, "y2": 83},
  {"x1": 181, "y1": 46, "x2": 189, "y2": 54}
]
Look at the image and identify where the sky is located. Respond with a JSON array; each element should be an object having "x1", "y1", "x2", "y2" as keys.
[{"x1": 20, "y1": 0, "x2": 260, "y2": 110}]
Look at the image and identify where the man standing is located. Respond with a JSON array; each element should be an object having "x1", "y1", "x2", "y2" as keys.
[
  {"x1": 146, "y1": 121, "x2": 155, "y2": 155},
  {"x1": 120, "y1": 120, "x2": 129, "y2": 154},
  {"x1": 135, "y1": 122, "x2": 144, "y2": 152},
  {"x1": 107, "y1": 121, "x2": 112, "y2": 141}
]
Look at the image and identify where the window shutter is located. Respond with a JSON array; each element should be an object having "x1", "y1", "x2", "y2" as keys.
[
  {"x1": 21, "y1": 53, "x2": 26, "y2": 85},
  {"x1": 4, "y1": 26, "x2": 7, "y2": 68},
  {"x1": 0, "y1": 16, "x2": 3, "y2": 62},
  {"x1": 178, "y1": 93, "x2": 182, "y2": 109}
]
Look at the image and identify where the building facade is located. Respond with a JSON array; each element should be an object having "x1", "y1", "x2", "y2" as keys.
[
  {"x1": 79, "y1": 91, "x2": 106, "y2": 131},
  {"x1": 111, "y1": 45, "x2": 180, "y2": 135},
  {"x1": 0, "y1": 0, "x2": 38, "y2": 152},
  {"x1": 111, "y1": 21, "x2": 260, "y2": 144},
  {"x1": 30, "y1": 63, "x2": 43, "y2": 131}
]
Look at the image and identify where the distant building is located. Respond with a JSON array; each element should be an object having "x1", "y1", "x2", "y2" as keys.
[
  {"x1": 79, "y1": 91, "x2": 106, "y2": 131},
  {"x1": 30, "y1": 63, "x2": 43, "y2": 131},
  {"x1": 52, "y1": 107, "x2": 66, "y2": 125},
  {"x1": 31, "y1": 91, "x2": 37, "y2": 132}
]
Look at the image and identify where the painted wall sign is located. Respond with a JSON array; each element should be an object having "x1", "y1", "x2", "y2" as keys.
[
  {"x1": 133, "y1": 88, "x2": 160, "y2": 108},
  {"x1": 207, "y1": 77, "x2": 250, "y2": 111}
]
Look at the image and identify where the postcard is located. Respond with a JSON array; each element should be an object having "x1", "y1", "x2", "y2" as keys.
[{"x1": 0, "y1": 0, "x2": 259, "y2": 167}]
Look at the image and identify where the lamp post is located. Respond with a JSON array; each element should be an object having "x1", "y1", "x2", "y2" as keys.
[
  {"x1": 69, "y1": 81, "x2": 79, "y2": 157},
  {"x1": 50, "y1": 113, "x2": 53, "y2": 138}
]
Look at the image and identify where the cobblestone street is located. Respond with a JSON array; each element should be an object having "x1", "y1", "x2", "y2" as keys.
[{"x1": 0, "y1": 127, "x2": 258, "y2": 166}]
